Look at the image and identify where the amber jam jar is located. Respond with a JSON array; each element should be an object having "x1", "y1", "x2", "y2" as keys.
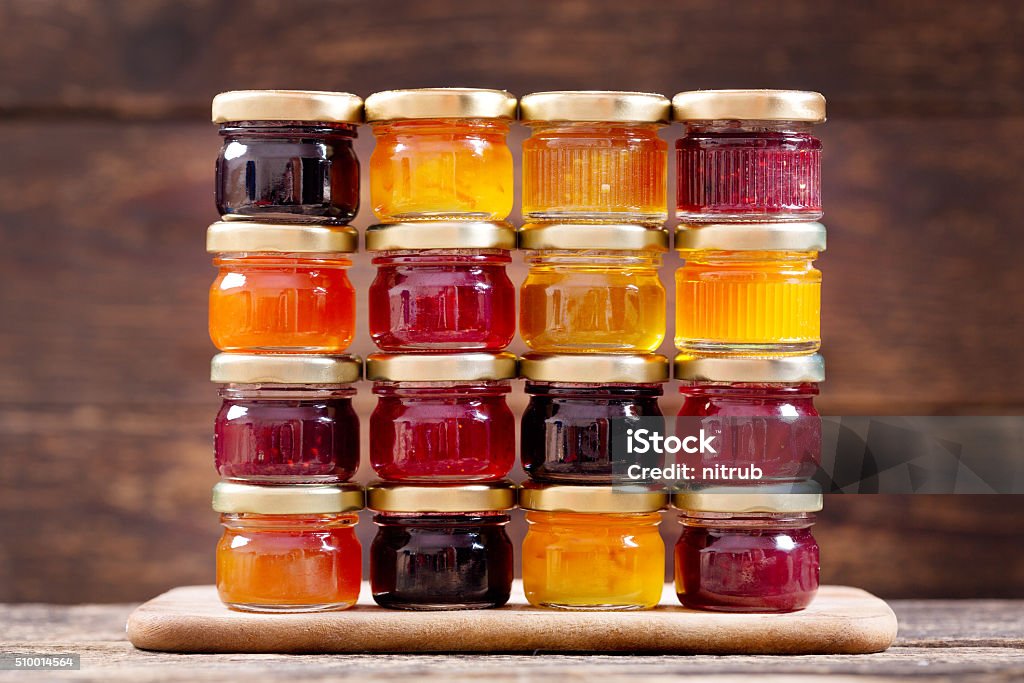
[
  {"x1": 519, "y1": 91, "x2": 669, "y2": 224},
  {"x1": 673, "y1": 489, "x2": 822, "y2": 613},
  {"x1": 368, "y1": 482, "x2": 515, "y2": 610},
  {"x1": 673, "y1": 90, "x2": 825, "y2": 223},
  {"x1": 365, "y1": 88, "x2": 516, "y2": 222},
  {"x1": 214, "y1": 482, "x2": 363, "y2": 613},
  {"x1": 212, "y1": 90, "x2": 362, "y2": 224},
  {"x1": 366, "y1": 222, "x2": 517, "y2": 352}
]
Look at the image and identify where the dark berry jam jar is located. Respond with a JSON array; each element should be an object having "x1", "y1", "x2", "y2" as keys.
[
  {"x1": 211, "y1": 353, "x2": 361, "y2": 484},
  {"x1": 366, "y1": 353, "x2": 517, "y2": 482},
  {"x1": 212, "y1": 90, "x2": 362, "y2": 224},
  {"x1": 366, "y1": 222, "x2": 516, "y2": 352},
  {"x1": 367, "y1": 482, "x2": 515, "y2": 610}
]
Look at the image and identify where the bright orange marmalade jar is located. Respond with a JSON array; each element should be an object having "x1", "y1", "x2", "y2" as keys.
[{"x1": 207, "y1": 221, "x2": 357, "y2": 353}]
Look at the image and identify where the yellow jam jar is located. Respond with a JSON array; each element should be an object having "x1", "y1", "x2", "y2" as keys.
[
  {"x1": 520, "y1": 483, "x2": 667, "y2": 610},
  {"x1": 365, "y1": 88, "x2": 516, "y2": 222},
  {"x1": 520, "y1": 91, "x2": 670, "y2": 224},
  {"x1": 520, "y1": 223, "x2": 668, "y2": 353},
  {"x1": 675, "y1": 222, "x2": 825, "y2": 356}
]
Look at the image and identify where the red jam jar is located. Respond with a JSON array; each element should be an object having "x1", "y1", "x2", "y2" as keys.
[
  {"x1": 673, "y1": 90, "x2": 825, "y2": 222},
  {"x1": 212, "y1": 90, "x2": 362, "y2": 224},
  {"x1": 366, "y1": 222, "x2": 516, "y2": 351},
  {"x1": 211, "y1": 353, "x2": 361, "y2": 484},
  {"x1": 673, "y1": 489, "x2": 822, "y2": 613},
  {"x1": 366, "y1": 353, "x2": 517, "y2": 482}
]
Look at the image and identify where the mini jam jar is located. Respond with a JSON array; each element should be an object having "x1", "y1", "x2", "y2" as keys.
[
  {"x1": 366, "y1": 353, "x2": 517, "y2": 482},
  {"x1": 211, "y1": 353, "x2": 361, "y2": 484},
  {"x1": 212, "y1": 90, "x2": 362, "y2": 224},
  {"x1": 672, "y1": 90, "x2": 825, "y2": 222},
  {"x1": 364, "y1": 88, "x2": 516, "y2": 222},
  {"x1": 520, "y1": 483, "x2": 667, "y2": 610},
  {"x1": 207, "y1": 221, "x2": 357, "y2": 353},
  {"x1": 368, "y1": 482, "x2": 515, "y2": 610},
  {"x1": 520, "y1": 353, "x2": 669, "y2": 484},
  {"x1": 675, "y1": 222, "x2": 824, "y2": 356},
  {"x1": 366, "y1": 222, "x2": 517, "y2": 351},
  {"x1": 520, "y1": 224, "x2": 668, "y2": 353},
  {"x1": 214, "y1": 482, "x2": 363, "y2": 612},
  {"x1": 519, "y1": 91, "x2": 670, "y2": 224},
  {"x1": 672, "y1": 489, "x2": 822, "y2": 613}
]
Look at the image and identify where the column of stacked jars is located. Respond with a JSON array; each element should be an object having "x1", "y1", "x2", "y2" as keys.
[
  {"x1": 208, "y1": 91, "x2": 366, "y2": 613},
  {"x1": 671, "y1": 89, "x2": 828, "y2": 613}
]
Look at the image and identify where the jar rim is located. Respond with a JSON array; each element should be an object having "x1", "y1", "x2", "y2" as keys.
[
  {"x1": 520, "y1": 353, "x2": 669, "y2": 384},
  {"x1": 213, "y1": 482, "x2": 364, "y2": 514},
  {"x1": 672, "y1": 485, "x2": 823, "y2": 513},
  {"x1": 365, "y1": 88, "x2": 516, "y2": 121},
  {"x1": 207, "y1": 221, "x2": 359, "y2": 254},
  {"x1": 520, "y1": 224, "x2": 668, "y2": 252},
  {"x1": 519, "y1": 482, "x2": 667, "y2": 513},
  {"x1": 367, "y1": 352, "x2": 517, "y2": 382},
  {"x1": 211, "y1": 353, "x2": 362, "y2": 385},
  {"x1": 520, "y1": 90, "x2": 670, "y2": 123},
  {"x1": 367, "y1": 482, "x2": 516, "y2": 512},
  {"x1": 365, "y1": 221, "x2": 515, "y2": 251},
  {"x1": 212, "y1": 90, "x2": 363, "y2": 124},
  {"x1": 674, "y1": 354, "x2": 825, "y2": 383},
  {"x1": 675, "y1": 222, "x2": 826, "y2": 253},
  {"x1": 672, "y1": 89, "x2": 826, "y2": 123}
]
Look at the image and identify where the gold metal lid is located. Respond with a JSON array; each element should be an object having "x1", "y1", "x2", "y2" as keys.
[
  {"x1": 207, "y1": 221, "x2": 359, "y2": 254},
  {"x1": 212, "y1": 90, "x2": 363, "y2": 124},
  {"x1": 519, "y1": 91, "x2": 670, "y2": 123},
  {"x1": 675, "y1": 222, "x2": 826, "y2": 252},
  {"x1": 672, "y1": 89, "x2": 826, "y2": 123},
  {"x1": 673, "y1": 486, "x2": 823, "y2": 513},
  {"x1": 213, "y1": 482, "x2": 364, "y2": 514},
  {"x1": 675, "y1": 354, "x2": 825, "y2": 383},
  {"x1": 364, "y1": 88, "x2": 517, "y2": 122},
  {"x1": 211, "y1": 353, "x2": 362, "y2": 385},
  {"x1": 366, "y1": 352, "x2": 517, "y2": 382},
  {"x1": 520, "y1": 482, "x2": 668, "y2": 513},
  {"x1": 519, "y1": 223, "x2": 669, "y2": 251},
  {"x1": 365, "y1": 222, "x2": 516, "y2": 251},
  {"x1": 367, "y1": 482, "x2": 516, "y2": 512},
  {"x1": 520, "y1": 353, "x2": 669, "y2": 384}
]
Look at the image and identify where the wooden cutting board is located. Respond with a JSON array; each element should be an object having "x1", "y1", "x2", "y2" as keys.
[{"x1": 127, "y1": 582, "x2": 897, "y2": 655}]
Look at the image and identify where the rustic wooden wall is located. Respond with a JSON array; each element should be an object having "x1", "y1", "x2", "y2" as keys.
[{"x1": 1, "y1": 0, "x2": 1022, "y2": 603}]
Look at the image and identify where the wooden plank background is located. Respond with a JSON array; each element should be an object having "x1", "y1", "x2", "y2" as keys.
[{"x1": 1, "y1": 0, "x2": 1023, "y2": 603}]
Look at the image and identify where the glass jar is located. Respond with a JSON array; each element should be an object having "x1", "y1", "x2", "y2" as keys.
[
  {"x1": 207, "y1": 222, "x2": 357, "y2": 353},
  {"x1": 520, "y1": 224, "x2": 667, "y2": 353},
  {"x1": 520, "y1": 484, "x2": 667, "y2": 610},
  {"x1": 673, "y1": 490, "x2": 821, "y2": 612},
  {"x1": 520, "y1": 353, "x2": 668, "y2": 483},
  {"x1": 675, "y1": 222, "x2": 824, "y2": 356},
  {"x1": 212, "y1": 90, "x2": 362, "y2": 223},
  {"x1": 366, "y1": 222, "x2": 516, "y2": 351},
  {"x1": 365, "y1": 88, "x2": 516, "y2": 221},
  {"x1": 520, "y1": 91, "x2": 669, "y2": 224},
  {"x1": 672, "y1": 90, "x2": 825, "y2": 222},
  {"x1": 211, "y1": 353, "x2": 361, "y2": 483},
  {"x1": 368, "y1": 483, "x2": 515, "y2": 610},
  {"x1": 366, "y1": 353, "x2": 517, "y2": 481},
  {"x1": 213, "y1": 482, "x2": 363, "y2": 612}
]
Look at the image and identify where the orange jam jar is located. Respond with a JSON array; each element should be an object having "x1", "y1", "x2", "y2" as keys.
[
  {"x1": 213, "y1": 482, "x2": 363, "y2": 612},
  {"x1": 365, "y1": 88, "x2": 516, "y2": 222},
  {"x1": 207, "y1": 221, "x2": 357, "y2": 353},
  {"x1": 520, "y1": 91, "x2": 669, "y2": 224}
]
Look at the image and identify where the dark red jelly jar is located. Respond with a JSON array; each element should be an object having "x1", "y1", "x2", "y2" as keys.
[
  {"x1": 366, "y1": 353, "x2": 517, "y2": 482},
  {"x1": 211, "y1": 353, "x2": 361, "y2": 484},
  {"x1": 366, "y1": 222, "x2": 516, "y2": 352},
  {"x1": 212, "y1": 90, "x2": 363, "y2": 224},
  {"x1": 672, "y1": 90, "x2": 825, "y2": 222},
  {"x1": 367, "y1": 482, "x2": 515, "y2": 610}
]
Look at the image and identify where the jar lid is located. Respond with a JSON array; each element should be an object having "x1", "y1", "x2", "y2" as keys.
[
  {"x1": 211, "y1": 353, "x2": 362, "y2": 385},
  {"x1": 519, "y1": 482, "x2": 667, "y2": 513},
  {"x1": 213, "y1": 482, "x2": 364, "y2": 514},
  {"x1": 367, "y1": 482, "x2": 516, "y2": 512},
  {"x1": 672, "y1": 89, "x2": 826, "y2": 123},
  {"x1": 519, "y1": 224, "x2": 669, "y2": 252},
  {"x1": 207, "y1": 221, "x2": 359, "y2": 254},
  {"x1": 366, "y1": 352, "x2": 517, "y2": 382},
  {"x1": 675, "y1": 222, "x2": 826, "y2": 252},
  {"x1": 520, "y1": 353, "x2": 669, "y2": 384},
  {"x1": 364, "y1": 88, "x2": 517, "y2": 121},
  {"x1": 211, "y1": 90, "x2": 363, "y2": 124},
  {"x1": 672, "y1": 485, "x2": 823, "y2": 513},
  {"x1": 675, "y1": 354, "x2": 825, "y2": 383},
  {"x1": 519, "y1": 91, "x2": 670, "y2": 123},
  {"x1": 365, "y1": 222, "x2": 516, "y2": 251}
]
